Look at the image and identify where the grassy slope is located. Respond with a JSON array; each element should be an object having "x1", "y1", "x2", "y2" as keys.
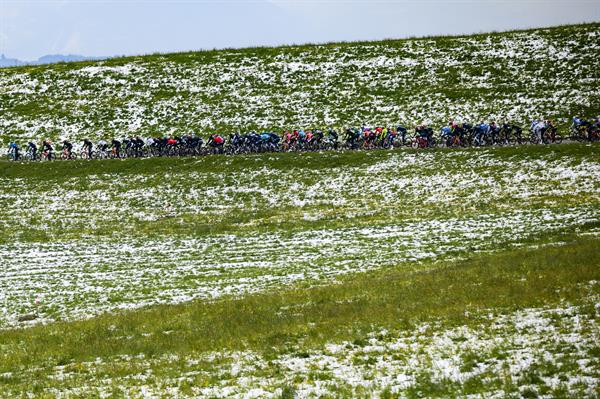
[
  {"x1": 1, "y1": 23, "x2": 599, "y2": 145},
  {"x1": 0, "y1": 235, "x2": 598, "y2": 397},
  {"x1": 1, "y1": 143, "x2": 598, "y2": 242},
  {"x1": 0, "y1": 143, "x2": 598, "y2": 396},
  {"x1": 0, "y1": 143, "x2": 598, "y2": 330}
]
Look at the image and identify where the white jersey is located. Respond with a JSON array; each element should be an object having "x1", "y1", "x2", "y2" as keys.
[{"x1": 532, "y1": 121, "x2": 545, "y2": 133}]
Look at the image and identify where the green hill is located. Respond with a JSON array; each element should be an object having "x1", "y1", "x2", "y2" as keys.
[
  {"x1": 1, "y1": 23, "x2": 599, "y2": 145},
  {"x1": 0, "y1": 143, "x2": 599, "y2": 397}
]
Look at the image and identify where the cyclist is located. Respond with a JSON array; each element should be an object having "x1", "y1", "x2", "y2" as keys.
[
  {"x1": 326, "y1": 128, "x2": 338, "y2": 141},
  {"x1": 111, "y1": 139, "x2": 122, "y2": 158},
  {"x1": 396, "y1": 124, "x2": 407, "y2": 145},
  {"x1": 230, "y1": 132, "x2": 243, "y2": 148},
  {"x1": 543, "y1": 119, "x2": 559, "y2": 143},
  {"x1": 41, "y1": 139, "x2": 54, "y2": 160},
  {"x1": 62, "y1": 140, "x2": 74, "y2": 159},
  {"x1": 571, "y1": 117, "x2": 591, "y2": 139},
  {"x1": 8, "y1": 142, "x2": 20, "y2": 161},
  {"x1": 208, "y1": 134, "x2": 225, "y2": 153},
  {"x1": 298, "y1": 129, "x2": 307, "y2": 144},
  {"x1": 415, "y1": 124, "x2": 433, "y2": 147},
  {"x1": 530, "y1": 120, "x2": 546, "y2": 143},
  {"x1": 500, "y1": 122, "x2": 522, "y2": 144},
  {"x1": 134, "y1": 136, "x2": 145, "y2": 156},
  {"x1": 489, "y1": 121, "x2": 502, "y2": 143},
  {"x1": 82, "y1": 138, "x2": 93, "y2": 159},
  {"x1": 305, "y1": 130, "x2": 314, "y2": 145},
  {"x1": 377, "y1": 127, "x2": 387, "y2": 146},
  {"x1": 440, "y1": 125, "x2": 452, "y2": 143},
  {"x1": 268, "y1": 132, "x2": 281, "y2": 145},
  {"x1": 27, "y1": 141, "x2": 38, "y2": 160},
  {"x1": 474, "y1": 122, "x2": 490, "y2": 145},
  {"x1": 313, "y1": 129, "x2": 324, "y2": 144},
  {"x1": 98, "y1": 139, "x2": 108, "y2": 151},
  {"x1": 344, "y1": 127, "x2": 359, "y2": 149},
  {"x1": 282, "y1": 130, "x2": 294, "y2": 151},
  {"x1": 260, "y1": 131, "x2": 271, "y2": 143}
]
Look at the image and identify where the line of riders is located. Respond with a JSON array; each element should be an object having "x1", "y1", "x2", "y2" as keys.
[{"x1": 6, "y1": 116, "x2": 600, "y2": 161}]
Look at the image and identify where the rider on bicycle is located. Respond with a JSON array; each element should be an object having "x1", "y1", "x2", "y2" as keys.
[
  {"x1": 82, "y1": 139, "x2": 93, "y2": 159},
  {"x1": 473, "y1": 122, "x2": 490, "y2": 144},
  {"x1": 42, "y1": 139, "x2": 54, "y2": 160},
  {"x1": 98, "y1": 139, "x2": 108, "y2": 152},
  {"x1": 8, "y1": 142, "x2": 20, "y2": 160},
  {"x1": 313, "y1": 129, "x2": 324, "y2": 144},
  {"x1": 440, "y1": 125, "x2": 452, "y2": 140},
  {"x1": 530, "y1": 120, "x2": 547, "y2": 143},
  {"x1": 27, "y1": 141, "x2": 38, "y2": 160},
  {"x1": 325, "y1": 128, "x2": 338, "y2": 149},
  {"x1": 111, "y1": 139, "x2": 121, "y2": 158},
  {"x1": 62, "y1": 140, "x2": 74, "y2": 159},
  {"x1": 415, "y1": 124, "x2": 433, "y2": 147},
  {"x1": 133, "y1": 137, "x2": 145, "y2": 155},
  {"x1": 208, "y1": 134, "x2": 225, "y2": 152},
  {"x1": 396, "y1": 124, "x2": 408, "y2": 145}
]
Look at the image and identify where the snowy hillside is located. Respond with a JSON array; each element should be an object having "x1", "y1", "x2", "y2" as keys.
[
  {"x1": 1, "y1": 143, "x2": 599, "y2": 397},
  {"x1": 0, "y1": 23, "x2": 599, "y2": 144}
]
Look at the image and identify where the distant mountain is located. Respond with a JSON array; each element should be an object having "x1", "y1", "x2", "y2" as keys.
[
  {"x1": 0, "y1": 53, "x2": 103, "y2": 67},
  {"x1": 0, "y1": 54, "x2": 25, "y2": 67},
  {"x1": 36, "y1": 54, "x2": 96, "y2": 64}
]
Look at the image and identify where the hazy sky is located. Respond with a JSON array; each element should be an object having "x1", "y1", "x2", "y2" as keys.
[{"x1": 1, "y1": 0, "x2": 599, "y2": 60}]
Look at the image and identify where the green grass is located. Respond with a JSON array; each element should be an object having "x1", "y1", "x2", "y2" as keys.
[
  {"x1": 0, "y1": 234, "x2": 598, "y2": 397},
  {"x1": 0, "y1": 142, "x2": 598, "y2": 333},
  {"x1": 0, "y1": 143, "x2": 597, "y2": 243},
  {"x1": 1, "y1": 234, "x2": 597, "y2": 374},
  {"x1": 0, "y1": 142, "x2": 598, "y2": 396}
]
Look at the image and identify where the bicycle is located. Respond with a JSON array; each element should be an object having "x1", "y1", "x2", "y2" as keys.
[
  {"x1": 61, "y1": 148, "x2": 77, "y2": 160},
  {"x1": 542, "y1": 127, "x2": 563, "y2": 144},
  {"x1": 588, "y1": 125, "x2": 600, "y2": 142},
  {"x1": 40, "y1": 150, "x2": 54, "y2": 161},
  {"x1": 411, "y1": 135, "x2": 430, "y2": 149},
  {"x1": 505, "y1": 125, "x2": 524, "y2": 145},
  {"x1": 25, "y1": 147, "x2": 39, "y2": 161},
  {"x1": 96, "y1": 148, "x2": 110, "y2": 159},
  {"x1": 569, "y1": 124, "x2": 589, "y2": 142},
  {"x1": 529, "y1": 129, "x2": 543, "y2": 144},
  {"x1": 7, "y1": 148, "x2": 20, "y2": 161},
  {"x1": 80, "y1": 148, "x2": 95, "y2": 160}
]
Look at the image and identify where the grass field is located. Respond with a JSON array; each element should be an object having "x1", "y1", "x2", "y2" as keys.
[
  {"x1": 0, "y1": 142, "x2": 599, "y2": 397},
  {"x1": 1, "y1": 143, "x2": 598, "y2": 329},
  {"x1": 0, "y1": 233, "x2": 598, "y2": 397}
]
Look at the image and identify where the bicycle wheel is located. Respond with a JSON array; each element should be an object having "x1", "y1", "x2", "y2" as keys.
[
  {"x1": 554, "y1": 134, "x2": 563, "y2": 144},
  {"x1": 529, "y1": 133, "x2": 539, "y2": 144}
]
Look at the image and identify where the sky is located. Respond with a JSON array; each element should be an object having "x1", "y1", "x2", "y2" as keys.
[{"x1": 1, "y1": 0, "x2": 599, "y2": 60}]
